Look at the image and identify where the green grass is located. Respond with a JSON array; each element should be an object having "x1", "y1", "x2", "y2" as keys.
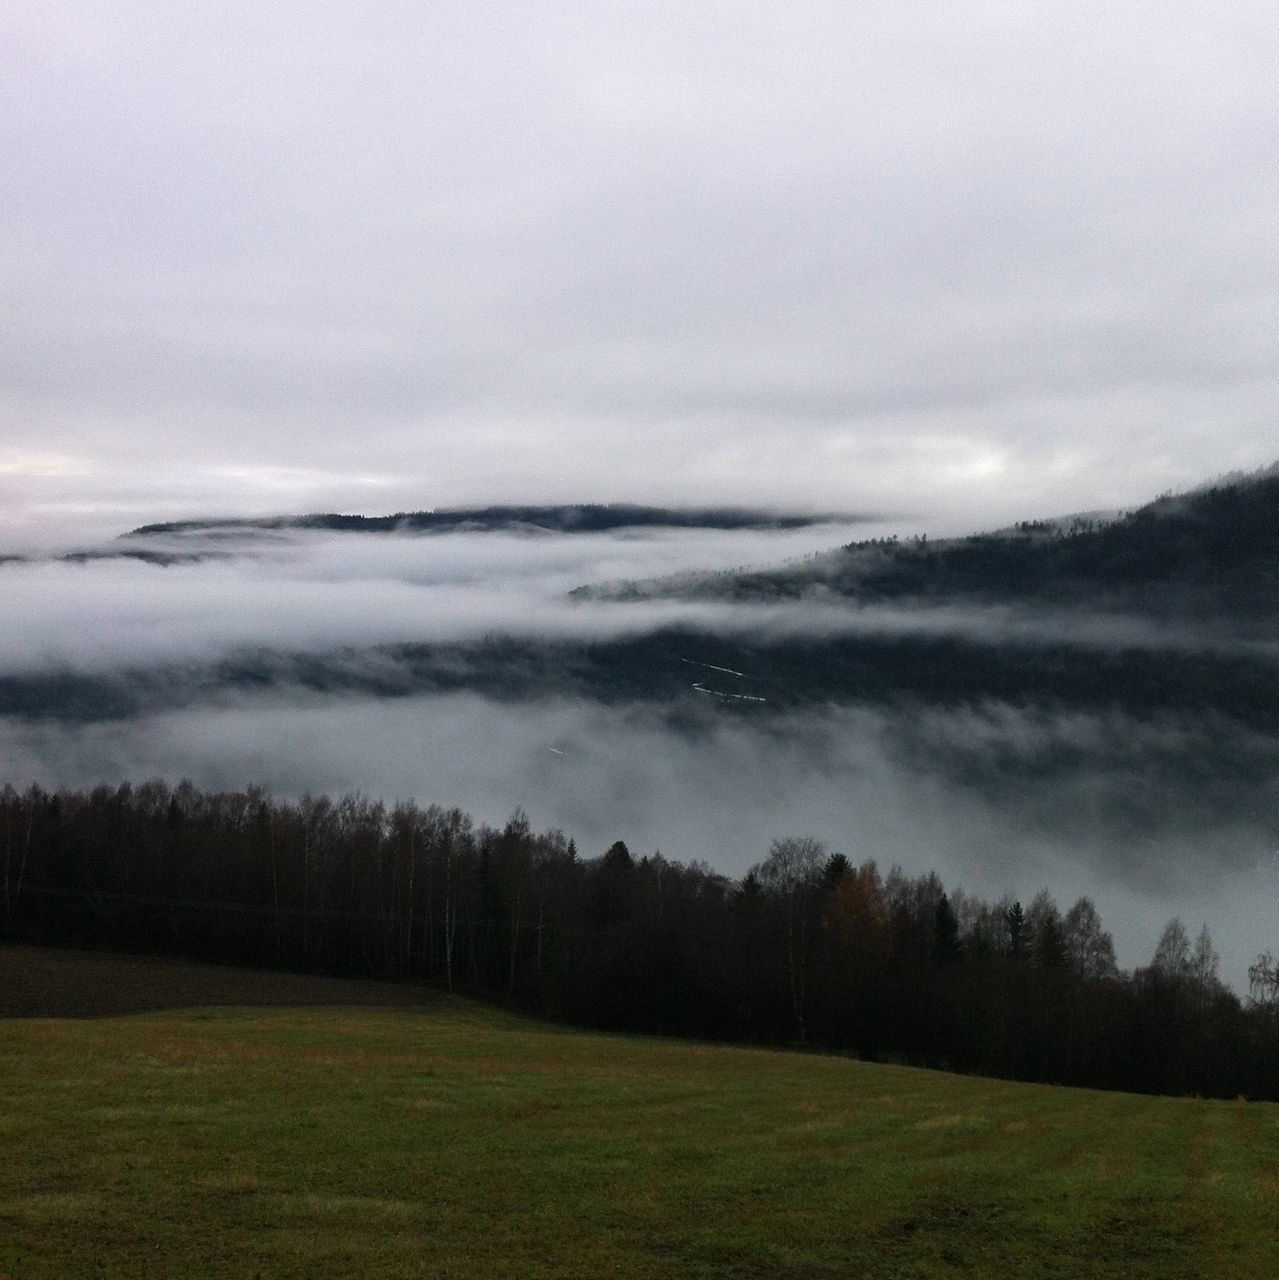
[{"x1": 2, "y1": 1000, "x2": 1278, "y2": 1278}]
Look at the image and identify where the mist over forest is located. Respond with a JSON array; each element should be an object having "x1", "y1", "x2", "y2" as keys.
[{"x1": 4, "y1": 478, "x2": 1279, "y2": 992}]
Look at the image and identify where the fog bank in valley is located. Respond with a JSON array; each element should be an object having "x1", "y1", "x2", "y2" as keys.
[
  {"x1": 1, "y1": 521, "x2": 888, "y2": 673},
  {"x1": 1, "y1": 520, "x2": 1275, "y2": 993},
  {"x1": 5, "y1": 520, "x2": 1277, "y2": 681},
  {"x1": 3, "y1": 690, "x2": 1275, "y2": 995}
]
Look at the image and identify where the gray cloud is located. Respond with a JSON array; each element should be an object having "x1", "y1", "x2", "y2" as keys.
[
  {"x1": 3, "y1": 3, "x2": 1277, "y2": 536},
  {"x1": 0, "y1": 522, "x2": 889, "y2": 670}
]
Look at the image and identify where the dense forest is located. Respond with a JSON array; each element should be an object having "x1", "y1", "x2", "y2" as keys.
[
  {"x1": 5, "y1": 779, "x2": 1278, "y2": 1101},
  {"x1": 588, "y1": 468, "x2": 1279, "y2": 616}
]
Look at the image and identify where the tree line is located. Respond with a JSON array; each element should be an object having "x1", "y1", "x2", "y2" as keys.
[{"x1": 3, "y1": 780, "x2": 1277, "y2": 1100}]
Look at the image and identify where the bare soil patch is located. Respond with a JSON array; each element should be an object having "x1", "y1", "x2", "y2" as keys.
[{"x1": 0, "y1": 944, "x2": 438, "y2": 1017}]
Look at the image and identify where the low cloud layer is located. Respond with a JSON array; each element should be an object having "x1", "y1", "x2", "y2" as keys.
[
  {"x1": 1, "y1": 522, "x2": 880, "y2": 672},
  {"x1": 4, "y1": 522, "x2": 1277, "y2": 680},
  {"x1": 3, "y1": 690, "x2": 1275, "y2": 993}
]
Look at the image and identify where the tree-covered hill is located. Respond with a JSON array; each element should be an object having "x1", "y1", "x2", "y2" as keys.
[{"x1": 589, "y1": 467, "x2": 1279, "y2": 616}]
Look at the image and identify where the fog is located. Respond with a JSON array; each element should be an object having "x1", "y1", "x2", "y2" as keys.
[
  {"x1": 4, "y1": 520, "x2": 1276, "y2": 678},
  {"x1": 0, "y1": 520, "x2": 876, "y2": 672},
  {"x1": 2, "y1": 691, "x2": 1275, "y2": 994},
  {"x1": 2, "y1": 521, "x2": 1276, "y2": 992}
]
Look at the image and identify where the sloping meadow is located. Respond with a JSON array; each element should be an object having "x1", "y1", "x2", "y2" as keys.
[{"x1": 1, "y1": 965, "x2": 1277, "y2": 1279}]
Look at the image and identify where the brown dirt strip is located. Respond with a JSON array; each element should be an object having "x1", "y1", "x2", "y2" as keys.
[{"x1": 0, "y1": 944, "x2": 439, "y2": 1018}]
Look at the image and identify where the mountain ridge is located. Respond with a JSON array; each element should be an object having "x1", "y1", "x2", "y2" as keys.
[
  {"x1": 576, "y1": 465, "x2": 1279, "y2": 617},
  {"x1": 128, "y1": 503, "x2": 864, "y2": 538}
]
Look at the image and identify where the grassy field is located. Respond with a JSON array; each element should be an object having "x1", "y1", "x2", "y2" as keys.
[{"x1": 2, "y1": 949, "x2": 1278, "y2": 1278}]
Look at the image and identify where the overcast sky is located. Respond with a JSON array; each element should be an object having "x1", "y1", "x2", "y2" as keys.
[{"x1": 4, "y1": 2, "x2": 1277, "y2": 542}]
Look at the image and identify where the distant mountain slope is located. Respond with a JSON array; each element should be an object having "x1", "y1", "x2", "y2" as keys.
[
  {"x1": 6, "y1": 469, "x2": 1279, "y2": 729},
  {"x1": 130, "y1": 503, "x2": 856, "y2": 538},
  {"x1": 8, "y1": 624, "x2": 1279, "y2": 737},
  {"x1": 586, "y1": 469, "x2": 1279, "y2": 616}
]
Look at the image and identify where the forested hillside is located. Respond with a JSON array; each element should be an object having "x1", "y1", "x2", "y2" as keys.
[{"x1": 590, "y1": 468, "x2": 1279, "y2": 615}]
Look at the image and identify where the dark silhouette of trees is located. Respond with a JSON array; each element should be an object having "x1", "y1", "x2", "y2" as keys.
[
  {"x1": 751, "y1": 837, "x2": 827, "y2": 1044},
  {"x1": 1005, "y1": 900, "x2": 1028, "y2": 956},
  {"x1": 4, "y1": 778, "x2": 1278, "y2": 1100},
  {"x1": 1249, "y1": 952, "x2": 1279, "y2": 1011},
  {"x1": 932, "y1": 894, "x2": 962, "y2": 968},
  {"x1": 1062, "y1": 897, "x2": 1118, "y2": 981}
]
